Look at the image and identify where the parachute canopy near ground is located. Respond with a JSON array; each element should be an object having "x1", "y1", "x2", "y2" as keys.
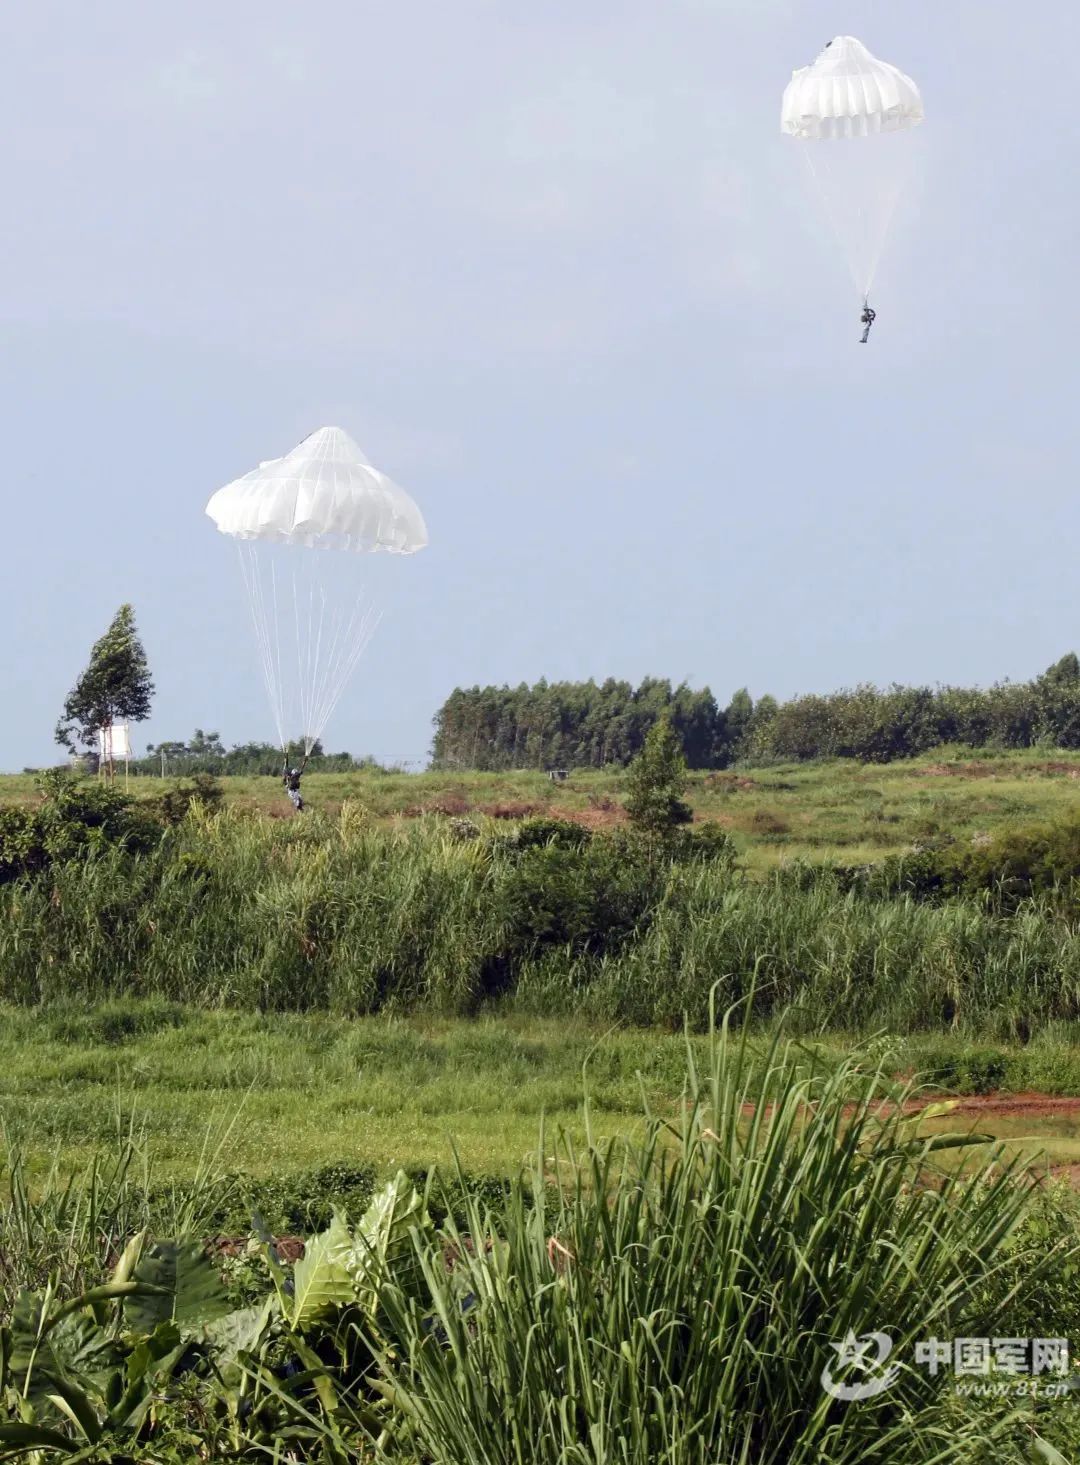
[
  {"x1": 206, "y1": 426, "x2": 428, "y2": 755},
  {"x1": 206, "y1": 425, "x2": 428, "y2": 554}
]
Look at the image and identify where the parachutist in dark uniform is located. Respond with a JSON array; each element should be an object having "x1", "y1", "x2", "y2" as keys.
[
  {"x1": 860, "y1": 304, "x2": 876, "y2": 344},
  {"x1": 282, "y1": 760, "x2": 306, "y2": 812}
]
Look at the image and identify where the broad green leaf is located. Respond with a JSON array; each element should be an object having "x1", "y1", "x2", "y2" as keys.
[
  {"x1": 45, "y1": 1387, "x2": 97, "y2": 1444},
  {"x1": 199, "y1": 1295, "x2": 277, "y2": 1370},
  {"x1": 290, "y1": 1335, "x2": 340, "y2": 1414},
  {"x1": 907, "y1": 1100, "x2": 960, "y2": 1122},
  {"x1": 127, "y1": 1240, "x2": 231, "y2": 1333},
  {"x1": 290, "y1": 1211, "x2": 355, "y2": 1329},
  {"x1": 0, "y1": 1421, "x2": 79, "y2": 1457},
  {"x1": 348, "y1": 1173, "x2": 430, "y2": 1311},
  {"x1": 921, "y1": 1131, "x2": 997, "y2": 1152},
  {"x1": 8, "y1": 1302, "x2": 121, "y2": 1409},
  {"x1": 109, "y1": 1326, "x2": 188, "y2": 1435},
  {"x1": 110, "y1": 1229, "x2": 147, "y2": 1288},
  {"x1": 124, "y1": 1320, "x2": 182, "y2": 1386}
]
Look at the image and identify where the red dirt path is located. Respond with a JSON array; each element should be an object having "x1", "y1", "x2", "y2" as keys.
[{"x1": 918, "y1": 1093, "x2": 1080, "y2": 1123}]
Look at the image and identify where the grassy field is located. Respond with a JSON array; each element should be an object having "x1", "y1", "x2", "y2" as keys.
[
  {"x1": 0, "y1": 1005, "x2": 706, "y2": 1183},
  {"x1": 6, "y1": 754, "x2": 1080, "y2": 1457},
  {"x1": 6, "y1": 1002, "x2": 1080, "y2": 1190},
  {"x1": 6, "y1": 1015, "x2": 1071, "y2": 1462},
  {"x1": 9, "y1": 743, "x2": 1080, "y2": 871},
  {"x1": 6, "y1": 746, "x2": 1080, "y2": 1187}
]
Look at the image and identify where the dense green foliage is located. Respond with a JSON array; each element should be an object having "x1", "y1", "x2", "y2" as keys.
[
  {"x1": 844, "y1": 810, "x2": 1080, "y2": 912},
  {"x1": 1, "y1": 1027, "x2": 1073, "y2": 1462},
  {"x1": 135, "y1": 732, "x2": 380, "y2": 777},
  {"x1": 10, "y1": 773, "x2": 1080, "y2": 1038},
  {"x1": 54, "y1": 603, "x2": 154, "y2": 755},
  {"x1": 0, "y1": 771, "x2": 161, "y2": 882},
  {"x1": 433, "y1": 653, "x2": 1080, "y2": 769}
]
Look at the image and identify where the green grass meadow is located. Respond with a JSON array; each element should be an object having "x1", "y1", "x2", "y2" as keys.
[
  {"x1": 5, "y1": 747, "x2": 1080, "y2": 1184},
  {"x1": 7, "y1": 754, "x2": 1080, "y2": 1458},
  {"x1": 7, "y1": 1003, "x2": 1080, "y2": 1191},
  {"x1": 0, "y1": 1006, "x2": 704, "y2": 1183}
]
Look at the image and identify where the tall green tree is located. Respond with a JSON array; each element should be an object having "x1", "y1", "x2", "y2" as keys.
[
  {"x1": 55, "y1": 604, "x2": 154, "y2": 757},
  {"x1": 723, "y1": 688, "x2": 754, "y2": 763},
  {"x1": 624, "y1": 714, "x2": 693, "y2": 838}
]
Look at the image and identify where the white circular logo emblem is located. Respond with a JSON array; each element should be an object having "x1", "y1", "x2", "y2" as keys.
[{"x1": 821, "y1": 1331, "x2": 901, "y2": 1401}]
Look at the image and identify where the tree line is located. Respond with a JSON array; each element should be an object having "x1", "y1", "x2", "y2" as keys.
[
  {"x1": 50, "y1": 603, "x2": 1080, "y2": 773},
  {"x1": 431, "y1": 656, "x2": 1080, "y2": 769}
]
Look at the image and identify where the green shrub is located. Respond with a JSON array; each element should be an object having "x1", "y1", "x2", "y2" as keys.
[
  {"x1": 0, "y1": 806, "x2": 47, "y2": 883},
  {"x1": 672, "y1": 820, "x2": 737, "y2": 866},
  {"x1": 848, "y1": 814, "x2": 1080, "y2": 912},
  {"x1": 624, "y1": 714, "x2": 694, "y2": 837},
  {"x1": 203, "y1": 1161, "x2": 378, "y2": 1236},
  {"x1": 0, "y1": 772, "x2": 162, "y2": 883},
  {"x1": 494, "y1": 831, "x2": 662, "y2": 964},
  {"x1": 916, "y1": 1045, "x2": 1009, "y2": 1095},
  {"x1": 152, "y1": 772, "x2": 225, "y2": 825},
  {"x1": 489, "y1": 814, "x2": 591, "y2": 855}
]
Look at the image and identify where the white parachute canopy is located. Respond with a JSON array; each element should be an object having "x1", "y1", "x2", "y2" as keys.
[
  {"x1": 206, "y1": 426, "x2": 428, "y2": 755},
  {"x1": 781, "y1": 36, "x2": 924, "y2": 303}
]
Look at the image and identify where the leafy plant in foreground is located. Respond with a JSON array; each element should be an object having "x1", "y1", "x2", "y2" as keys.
[{"x1": 0, "y1": 1171, "x2": 433, "y2": 1461}]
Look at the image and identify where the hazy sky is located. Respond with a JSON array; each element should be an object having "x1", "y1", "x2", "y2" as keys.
[{"x1": 4, "y1": 1, "x2": 1078, "y2": 768}]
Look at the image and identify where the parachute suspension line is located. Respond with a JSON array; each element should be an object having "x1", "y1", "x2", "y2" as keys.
[
  {"x1": 860, "y1": 171, "x2": 902, "y2": 303},
  {"x1": 291, "y1": 571, "x2": 313, "y2": 756},
  {"x1": 800, "y1": 144, "x2": 903, "y2": 305},
  {"x1": 237, "y1": 543, "x2": 288, "y2": 753},
  {"x1": 307, "y1": 594, "x2": 382, "y2": 752},
  {"x1": 306, "y1": 578, "x2": 324, "y2": 752},
  {"x1": 271, "y1": 559, "x2": 285, "y2": 752},
  {"x1": 238, "y1": 549, "x2": 383, "y2": 758},
  {"x1": 800, "y1": 145, "x2": 861, "y2": 302},
  {"x1": 278, "y1": 560, "x2": 382, "y2": 756}
]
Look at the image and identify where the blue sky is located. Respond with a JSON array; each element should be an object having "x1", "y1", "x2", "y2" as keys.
[{"x1": 3, "y1": 1, "x2": 1077, "y2": 768}]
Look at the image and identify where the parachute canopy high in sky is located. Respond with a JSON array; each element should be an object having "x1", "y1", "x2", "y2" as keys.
[
  {"x1": 207, "y1": 427, "x2": 428, "y2": 755},
  {"x1": 781, "y1": 37, "x2": 925, "y2": 318}
]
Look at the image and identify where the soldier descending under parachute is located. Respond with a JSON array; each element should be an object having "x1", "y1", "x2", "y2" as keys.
[
  {"x1": 206, "y1": 426, "x2": 428, "y2": 812},
  {"x1": 781, "y1": 36, "x2": 925, "y2": 343}
]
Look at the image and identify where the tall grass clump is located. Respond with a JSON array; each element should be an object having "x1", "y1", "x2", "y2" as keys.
[
  {"x1": 579, "y1": 869, "x2": 1080, "y2": 1037},
  {"x1": 0, "y1": 809, "x2": 504, "y2": 1012},
  {"x1": 372, "y1": 1010, "x2": 1054, "y2": 1463}
]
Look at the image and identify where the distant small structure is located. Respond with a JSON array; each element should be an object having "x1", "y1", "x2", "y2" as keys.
[
  {"x1": 547, "y1": 768, "x2": 569, "y2": 783},
  {"x1": 98, "y1": 723, "x2": 132, "y2": 783}
]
